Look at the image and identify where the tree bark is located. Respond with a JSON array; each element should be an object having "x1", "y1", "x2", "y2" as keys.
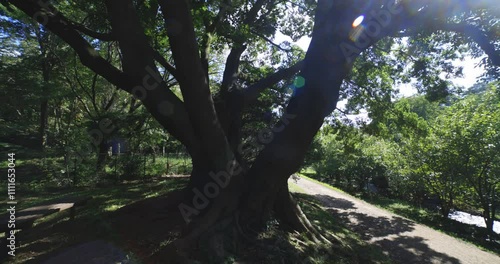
[
  {"x1": 274, "y1": 181, "x2": 316, "y2": 234},
  {"x1": 175, "y1": 4, "x2": 361, "y2": 257},
  {"x1": 96, "y1": 140, "x2": 108, "y2": 175},
  {"x1": 39, "y1": 98, "x2": 48, "y2": 149},
  {"x1": 38, "y1": 31, "x2": 51, "y2": 150},
  {"x1": 483, "y1": 201, "x2": 496, "y2": 237}
]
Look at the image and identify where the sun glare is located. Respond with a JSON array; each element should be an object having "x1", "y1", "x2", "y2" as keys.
[{"x1": 352, "y1": 15, "x2": 364, "y2": 28}]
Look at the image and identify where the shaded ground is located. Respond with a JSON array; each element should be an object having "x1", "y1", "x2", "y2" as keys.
[
  {"x1": 41, "y1": 240, "x2": 131, "y2": 264},
  {"x1": 0, "y1": 178, "x2": 188, "y2": 264},
  {"x1": 12, "y1": 171, "x2": 495, "y2": 263},
  {"x1": 293, "y1": 176, "x2": 500, "y2": 264},
  {"x1": 3, "y1": 176, "x2": 393, "y2": 264}
]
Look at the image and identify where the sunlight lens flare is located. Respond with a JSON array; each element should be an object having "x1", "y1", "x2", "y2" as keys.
[{"x1": 352, "y1": 15, "x2": 365, "y2": 28}]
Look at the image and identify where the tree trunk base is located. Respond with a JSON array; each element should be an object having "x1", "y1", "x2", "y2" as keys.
[
  {"x1": 165, "y1": 181, "x2": 336, "y2": 263},
  {"x1": 274, "y1": 181, "x2": 330, "y2": 244}
]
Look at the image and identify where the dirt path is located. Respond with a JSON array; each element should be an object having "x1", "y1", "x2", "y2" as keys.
[{"x1": 293, "y1": 176, "x2": 500, "y2": 264}]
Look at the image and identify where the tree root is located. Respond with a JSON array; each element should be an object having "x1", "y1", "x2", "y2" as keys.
[
  {"x1": 163, "y1": 178, "x2": 341, "y2": 263},
  {"x1": 274, "y1": 181, "x2": 332, "y2": 244}
]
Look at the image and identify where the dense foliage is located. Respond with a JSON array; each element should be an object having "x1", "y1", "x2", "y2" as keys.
[{"x1": 307, "y1": 82, "x2": 500, "y2": 235}]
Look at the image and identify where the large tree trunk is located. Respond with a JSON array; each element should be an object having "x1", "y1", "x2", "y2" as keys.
[
  {"x1": 39, "y1": 98, "x2": 48, "y2": 149},
  {"x1": 39, "y1": 61, "x2": 50, "y2": 150},
  {"x1": 273, "y1": 181, "x2": 322, "y2": 238},
  {"x1": 174, "y1": 3, "x2": 356, "y2": 259},
  {"x1": 483, "y1": 200, "x2": 496, "y2": 237},
  {"x1": 440, "y1": 195, "x2": 453, "y2": 218}
]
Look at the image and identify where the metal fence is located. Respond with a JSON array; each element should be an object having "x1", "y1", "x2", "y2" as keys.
[{"x1": 107, "y1": 152, "x2": 191, "y2": 179}]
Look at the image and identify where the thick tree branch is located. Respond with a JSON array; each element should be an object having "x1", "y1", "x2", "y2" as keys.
[
  {"x1": 251, "y1": 30, "x2": 292, "y2": 52},
  {"x1": 68, "y1": 21, "x2": 116, "y2": 41},
  {"x1": 159, "y1": 0, "x2": 235, "y2": 173},
  {"x1": 434, "y1": 23, "x2": 500, "y2": 67},
  {"x1": 220, "y1": 45, "x2": 246, "y2": 94},
  {"x1": 243, "y1": 60, "x2": 304, "y2": 105},
  {"x1": 104, "y1": 0, "x2": 202, "y2": 156},
  {"x1": 8, "y1": 0, "x2": 200, "y2": 160},
  {"x1": 219, "y1": 0, "x2": 272, "y2": 94},
  {"x1": 7, "y1": 0, "x2": 130, "y2": 91},
  {"x1": 200, "y1": 0, "x2": 231, "y2": 78},
  {"x1": 104, "y1": 0, "x2": 154, "y2": 74},
  {"x1": 152, "y1": 48, "x2": 178, "y2": 80},
  {"x1": 158, "y1": 0, "x2": 208, "y2": 90}
]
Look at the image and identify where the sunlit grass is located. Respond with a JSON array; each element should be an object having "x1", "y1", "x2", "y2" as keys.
[
  {"x1": 288, "y1": 182, "x2": 306, "y2": 193},
  {"x1": 104, "y1": 204, "x2": 124, "y2": 212}
]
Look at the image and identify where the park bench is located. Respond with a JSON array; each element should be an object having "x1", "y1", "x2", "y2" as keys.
[{"x1": 0, "y1": 196, "x2": 93, "y2": 235}]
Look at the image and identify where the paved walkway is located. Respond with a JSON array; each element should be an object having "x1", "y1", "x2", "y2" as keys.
[{"x1": 293, "y1": 176, "x2": 500, "y2": 264}]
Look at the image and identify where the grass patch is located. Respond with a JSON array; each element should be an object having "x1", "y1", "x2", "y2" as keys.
[
  {"x1": 0, "y1": 178, "x2": 187, "y2": 212},
  {"x1": 0, "y1": 145, "x2": 388, "y2": 263},
  {"x1": 1, "y1": 177, "x2": 392, "y2": 263},
  {"x1": 289, "y1": 181, "x2": 307, "y2": 194}
]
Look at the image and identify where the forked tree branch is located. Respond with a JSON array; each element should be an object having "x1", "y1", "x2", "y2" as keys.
[
  {"x1": 159, "y1": 0, "x2": 236, "y2": 168},
  {"x1": 220, "y1": 0, "x2": 273, "y2": 94},
  {"x1": 7, "y1": 0, "x2": 201, "y2": 159}
]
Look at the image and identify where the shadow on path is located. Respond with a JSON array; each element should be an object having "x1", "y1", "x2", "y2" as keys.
[
  {"x1": 311, "y1": 193, "x2": 461, "y2": 264},
  {"x1": 313, "y1": 194, "x2": 357, "y2": 210},
  {"x1": 378, "y1": 236, "x2": 460, "y2": 264}
]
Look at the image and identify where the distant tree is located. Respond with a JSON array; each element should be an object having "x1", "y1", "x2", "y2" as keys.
[
  {"x1": 364, "y1": 97, "x2": 430, "y2": 141},
  {"x1": 0, "y1": 16, "x2": 67, "y2": 147},
  {"x1": 433, "y1": 84, "x2": 500, "y2": 235},
  {"x1": 405, "y1": 95, "x2": 441, "y2": 121}
]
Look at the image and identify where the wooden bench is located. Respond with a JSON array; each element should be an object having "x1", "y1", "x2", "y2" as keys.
[{"x1": 0, "y1": 196, "x2": 93, "y2": 234}]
